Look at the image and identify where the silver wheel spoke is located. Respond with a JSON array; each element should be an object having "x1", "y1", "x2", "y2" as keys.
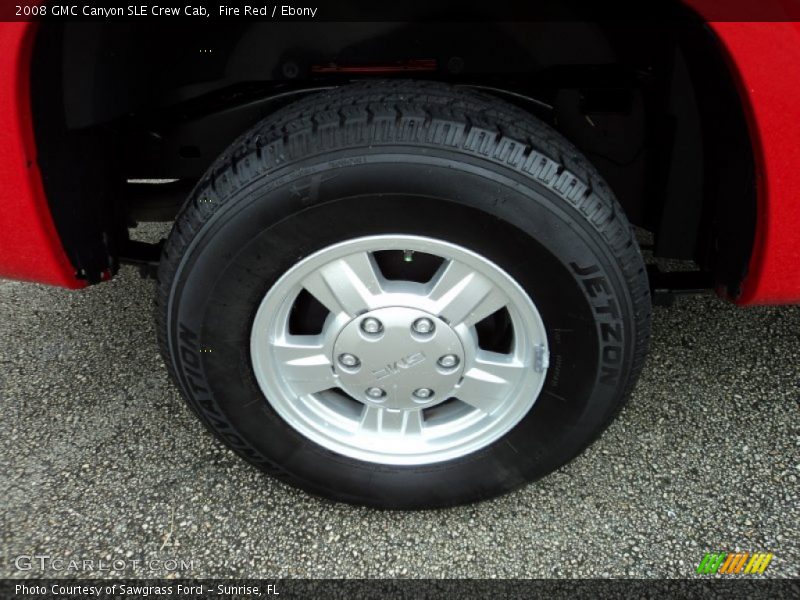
[
  {"x1": 271, "y1": 336, "x2": 336, "y2": 396},
  {"x1": 359, "y1": 406, "x2": 424, "y2": 436},
  {"x1": 457, "y1": 351, "x2": 526, "y2": 414},
  {"x1": 302, "y1": 252, "x2": 383, "y2": 317},
  {"x1": 428, "y1": 260, "x2": 509, "y2": 327}
]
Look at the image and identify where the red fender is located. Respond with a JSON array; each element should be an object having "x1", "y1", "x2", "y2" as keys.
[{"x1": 0, "y1": 23, "x2": 83, "y2": 288}]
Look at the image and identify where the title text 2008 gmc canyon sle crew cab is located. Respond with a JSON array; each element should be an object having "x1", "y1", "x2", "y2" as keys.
[{"x1": 0, "y1": 2, "x2": 798, "y2": 507}]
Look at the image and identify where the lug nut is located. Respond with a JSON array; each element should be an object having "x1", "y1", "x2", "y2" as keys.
[
  {"x1": 361, "y1": 317, "x2": 383, "y2": 335},
  {"x1": 338, "y1": 353, "x2": 360, "y2": 369},
  {"x1": 366, "y1": 387, "x2": 386, "y2": 400},
  {"x1": 412, "y1": 318, "x2": 435, "y2": 335},
  {"x1": 413, "y1": 388, "x2": 434, "y2": 400},
  {"x1": 438, "y1": 354, "x2": 460, "y2": 369}
]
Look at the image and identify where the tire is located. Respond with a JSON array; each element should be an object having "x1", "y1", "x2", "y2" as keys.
[{"x1": 156, "y1": 80, "x2": 651, "y2": 509}]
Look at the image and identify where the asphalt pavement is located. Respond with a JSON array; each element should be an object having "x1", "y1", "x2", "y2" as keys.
[{"x1": 1, "y1": 223, "x2": 798, "y2": 579}]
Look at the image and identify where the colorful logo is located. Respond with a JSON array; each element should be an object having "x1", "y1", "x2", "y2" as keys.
[{"x1": 696, "y1": 552, "x2": 774, "y2": 575}]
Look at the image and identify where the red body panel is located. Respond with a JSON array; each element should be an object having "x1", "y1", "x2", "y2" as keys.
[
  {"x1": 0, "y1": 16, "x2": 798, "y2": 302},
  {"x1": 703, "y1": 21, "x2": 800, "y2": 304},
  {"x1": 0, "y1": 23, "x2": 83, "y2": 288}
]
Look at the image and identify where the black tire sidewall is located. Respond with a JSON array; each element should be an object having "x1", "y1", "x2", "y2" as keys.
[{"x1": 165, "y1": 150, "x2": 635, "y2": 508}]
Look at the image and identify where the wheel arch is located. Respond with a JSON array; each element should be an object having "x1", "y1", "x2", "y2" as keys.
[{"x1": 24, "y1": 11, "x2": 769, "y2": 298}]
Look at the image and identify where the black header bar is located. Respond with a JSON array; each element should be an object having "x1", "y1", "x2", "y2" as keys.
[{"x1": 4, "y1": 0, "x2": 800, "y2": 22}]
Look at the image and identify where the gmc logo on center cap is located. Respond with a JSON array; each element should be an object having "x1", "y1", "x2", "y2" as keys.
[{"x1": 371, "y1": 352, "x2": 426, "y2": 380}]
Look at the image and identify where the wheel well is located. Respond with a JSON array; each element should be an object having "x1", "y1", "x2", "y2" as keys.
[{"x1": 30, "y1": 12, "x2": 755, "y2": 295}]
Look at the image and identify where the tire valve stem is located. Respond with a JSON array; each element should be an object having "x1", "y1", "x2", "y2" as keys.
[{"x1": 403, "y1": 250, "x2": 414, "y2": 263}]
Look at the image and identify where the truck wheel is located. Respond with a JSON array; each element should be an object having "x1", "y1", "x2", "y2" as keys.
[{"x1": 156, "y1": 81, "x2": 651, "y2": 508}]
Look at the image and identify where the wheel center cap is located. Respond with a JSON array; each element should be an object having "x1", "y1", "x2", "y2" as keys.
[{"x1": 332, "y1": 307, "x2": 465, "y2": 410}]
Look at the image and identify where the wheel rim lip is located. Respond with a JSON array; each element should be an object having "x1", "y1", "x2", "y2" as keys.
[{"x1": 250, "y1": 234, "x2": 549, "y2": 466}]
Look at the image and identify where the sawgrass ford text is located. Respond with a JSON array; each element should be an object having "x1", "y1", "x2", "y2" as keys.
[
  {"x1": 15, "y1": 584, "x2": 276, "y2": 596},
  {"x1": 15, "y1": 5, "x2": 319, "y2": 17}
]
